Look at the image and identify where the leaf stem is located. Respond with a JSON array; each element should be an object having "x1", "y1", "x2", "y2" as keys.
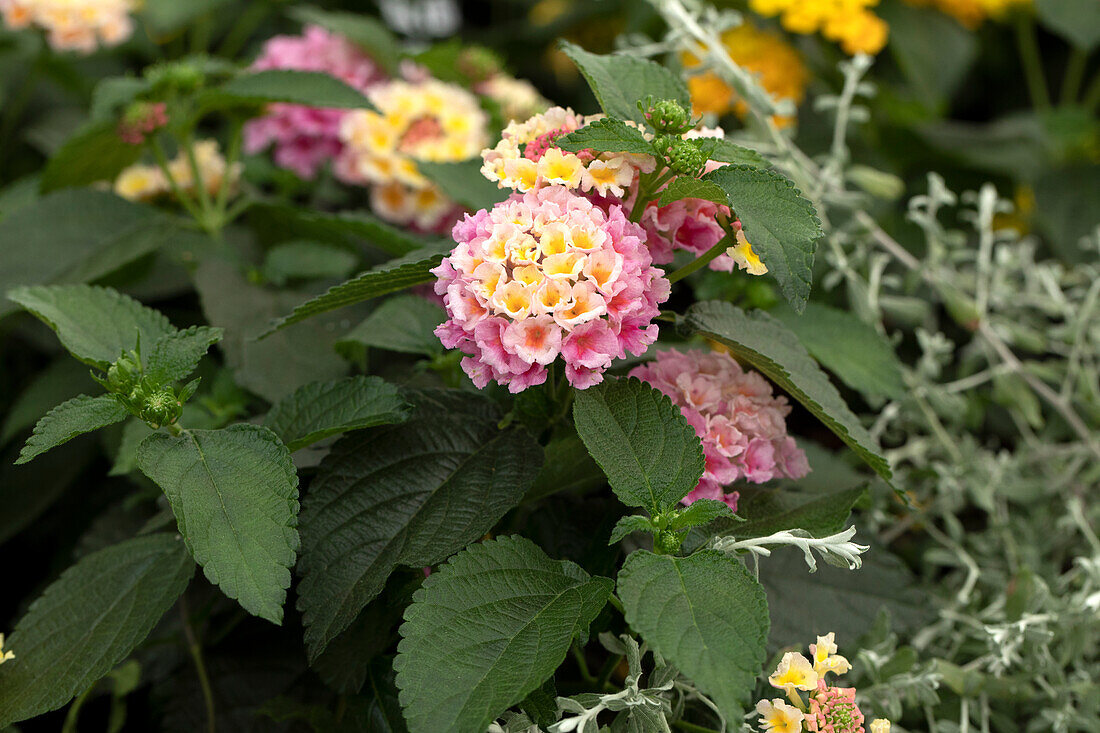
[
  {"x1": 180, "y1": 594, "x2": 217, "y2": 733},
  {"x1": 151, "y1": 135, "x2": 206, "y2": 224},
  {"x1": 571, "y1": 642, "x2": 596, "y2": 685},
  {"x1": 1060, "y1": 48, "x2": 1088, "y2": 105},
  {"x1": 61, "y1": 684, "x2": 94, "y2": 733},
  {"x1": 595, "y1": 653, "x2": 623, "y2": 690},
  {"x1": 665, "y1": 234, "x2": 732, "y2": 284},
  {"x1": 1082, "y1": 68, "x2": 1100, "y2": 111},
  {"x1": 672, "y1": 720, "x2": 721, "y2": 733},
  {"x1": 607, "y1": 593, "x2": 625, "y2": 615},
  {"x1": 1014, "y1": 14, "x2": 1050, "y2": 110}
]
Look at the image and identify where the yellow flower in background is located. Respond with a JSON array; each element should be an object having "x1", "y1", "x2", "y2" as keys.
[
  {"x1": 905, "y1": 0, "x2": 1031, "y2": 26},
  {"x1": 749, "y1": 0, "x2": 890, "y2": 55},
  {"x1": 769, "y1": 651, "x2": 819, "y2": 693},
  {"x1": 683, "y1": 23, "x2": 808, "y2": 127},
  {"x1": 114, "y1": 164, "x2": 168, "y2": 202},
  {"x1": 113, "y1": 140, "x2": 240, "y2": 203},
  {"x1": 0, "y1": 633, "x2": 14, "y2": 665}
]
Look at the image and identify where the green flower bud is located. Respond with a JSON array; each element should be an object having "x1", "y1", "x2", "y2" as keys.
[
  {"x1": 140, "y1": 387, "x2": 182, "y2": 428},
  {"x1": 666, "y1": 137, "x2": 706, "y2": 177},
  {"x1": 107, "y1": 351, "x2": 142, "y2": 394},
  {"x1": 654, "y1": 529, "x2": 685, "y2": 555},
  {"x1": 146, "y1": 61, "x2": 204, "y2": 94},
  {"x1": 639, "y1": 97, "x2": 696, "y2": 135}
]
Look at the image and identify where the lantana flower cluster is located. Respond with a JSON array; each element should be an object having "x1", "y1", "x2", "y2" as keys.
[
  {"x1": 113, "y1": 140, "x2": 241, "y2": 203},
  {"x1": 0, "y1": 0, "x2": 134, "y2": 53},
  {"x1": 757, "y1": 634, "x2": 891, "y2": 733},
  {"x1": 481, "y1": 106, "x2": 655, "y2": 197},
  {"x1": 630, "y1": 348, "x2": 809, "y2": 509},
  {"x1": 748, "y1": 0, "x2": 889, "y2": 55},
  {"x1": 336, "y1": 79, "x2": 489, "y2": 231},
  {"x1": 243, "y1": 25, "x2": 386, "y2": 180},
  {"x1": 433, "y1": 185, "x2": 670, "y2": 391},
  {"x1": 475, "y1": 74, "x2": 549, "y2": 123},
  {"x1": 682, "y1": 23, "x2": 808, "y2": 128}
]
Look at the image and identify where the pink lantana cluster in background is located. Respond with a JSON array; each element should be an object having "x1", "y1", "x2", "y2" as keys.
[
  {"x1": 1, "y1": 0, "x2": 134, "y2": 53},
  {"x1": 433, "y1": 185, "x2": 670, "y2": 392},
  {"x1": 630, "y1": 348, "x2": 810, "y2": 509},
  {"x1": 243, "y1": 25, "x2": 385, "y2": 179}
]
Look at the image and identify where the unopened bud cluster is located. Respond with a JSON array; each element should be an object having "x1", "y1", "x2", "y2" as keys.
[
  {"x1": 95, "y1": 347, "x2": 197, "y2": 430},
  {"x1": 638, "y1": 97, "x2": 697, "y2": 135},
  {"x1": 653, "y1": 134, "x2": 706, "y2": 178}
]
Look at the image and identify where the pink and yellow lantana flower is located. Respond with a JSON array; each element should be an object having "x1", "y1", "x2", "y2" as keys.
[
  {"x1": 630, "y1": 348, "x2": 810, "y2": 509},
  {"x1": 1, "y1": 0, "x2": 135, "y2": 53},
  {"x1": 433, "y1": 185, "x2": 670, "y2": 392}
]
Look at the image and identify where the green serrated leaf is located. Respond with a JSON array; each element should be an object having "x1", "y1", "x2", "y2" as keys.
[
  {"x1": 262, "y1": 250, "x2": 445, "y2": 336},
  {"x1": 262, "y1": 241, "x2": 358, "y2": 286},
  {"x1": 658, "y1": 176, "x2": 729, "y2": 207},
  {"x1": 695, "y1": 138, "x2": 770, "y2": 169},
  {"x1": 773, "y1": 303, "x2": 906, "y2": 400},
  {"x1": 145, "y1": 325, "x2": 223, "y2": 385},
  {"x1": 288, "y1": 6, "x2": 403, "y2": 73},
  {"x1": 609, "y1": 515, "x2": 657, "y2": 544},
  {"x1": 702, "y1": 165, "x2": 822, "y2": 312},
  {"x1": 395, "y1": 535, "x2": 613, "y2": 733},
  {"x1": 207, "y1": 70, "x2": 377, "y2": 112},
  {"x1": 7, "y1": 284, "x2": 174, "y2": 369},
  {"x1": 668, "y1": 499, "x2": 735, "y2": 531},
  {"x1": 337, "y1": 295, "x2": 444, "y2": 358},
  {"x1": 297, "y1": 390, "x2": 543, "y2": 659},
  {"x1": 137, "y1": 424, "x2": 300, "y2": 624},
  {"x1": 17, "y1": 394, "x2": 128, "y2": 465},
  {"x1": 572, "y1": 377, "x2": 705, "y2": 513},
  {"x1": 416, "y1": 160, "x2": 504, "y2": 212},
  {"x1": 0, "y1": 190, "x2": 187, "y2": 320},
  {"x1": 0, "y1": 534, "x2": 193, "y2": 727},
  {"x1": 559, "y1": 42, "x2": 691, "y2": 125},
  {"x1": 557, "y1": 118, "x2": 656, "y2": 156},
  {"x1": 264, "y1": 376, "x2": 411, "y2": 451},
  {"x1": 617, "y1": 550, "x2": 768, "y2": 720},
  {"x1": 39, "y1": 121, "x2": 143, "y2": 193},
  {"x1": 684, "y1": 302, "x2": 891, "y2": 480}
]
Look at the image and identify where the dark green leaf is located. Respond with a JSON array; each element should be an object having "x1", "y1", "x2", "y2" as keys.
[
  {"x1": 263, "y1": 250, "x2": 445, "y2": 336},
  {"x1": 248, "y1": 203, "x2": 441, "y2": 257},
  {"x1": 1036, "y1": 0, "x2": 1100, "y2": 51},
  {"x1": 264, "y1": 376, "x2": 411, "y2": 451},
  {"x1": 702, "y1": 165, "x2": 822, "y2": 312},
  {"x1": 609, "y1": 515, "x2": 655, "y2": 544},
  {"x1": 17, "y1": 394, "x2": 128, "y2": 465},
  {"x1": 0, "y1": 534, "x2": 193, "y2": 727},
  {"x1": 137, "y1": 425, "x2": 300, "y2": 624},
  {"x1": 683, "y1": 302, "x2": 891, "y2": 480},
  {"x1": 773, "y1": 303, "x2": 906, "y2": 400},
  {"x1": 618, "y1": 550, "x2": 769, "y2": 720},
  {"x1": 145, "y1": 326, "x2": 224, "y2": 385},
  {"x1": 1, "y1": 359, "x2": 93, "y2": 447},
  {"x1": 733, "y1": 486, "x2": 867, "y2": 540},
  {"x1": 572, "y1": 377, "x2": 705, "y2": 513},
  {"x1": 336, "y1": 295, "x2": 444, "y2": 358},
  {"x1": 879, "y1": 2, "x2": 977, "y2": 105},
  {"x1": 39, "y1": 121, "x2": 143, "y2": 193},
  {"x1": 289, "y1": 6, "x2": 403, "y2": 73},
  {"x1": 262, "y1": 241, "x2": 358, "y2": 286},
  {"x1": 298, "y1": 390, "x2": 542, "y2": 659},
  {"x1": 209, "y1": 70, "x2": 377, "y2": 111},
  {"x1": 559, "y1": 41, "x2": 691, "y2": 125},
  {"x1": 394, "y1": 536, "x2": 613, "y2": 733},
  {"x1": 695, "y1": 138, "x2": 770, "y2": 169},
  {"x1": 669, "y1": 499, "x2": 735, "y2": 531},
  {"x1": 417, "y1": 159, "x2": 505, "y2": 212},
  {"x1": 556, "y1": 118, "x2": 656, "y2": 156},
  {"x1": 7, "y1": 284, "x2": 173, "y2": 369},
  {"x1": 525, "y1": 433, "x2": 607, "y2": 502},
  {"x1": 142, "y1": 0, "x2": 231, "y2": 34}
]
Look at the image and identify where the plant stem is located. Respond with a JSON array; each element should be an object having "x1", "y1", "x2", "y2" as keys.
[
  {"x1": 61, "y1": 685, "x2": 94, "y2": 733},
  {"x1": 607, "y1": 593, "x2": 625, "y2": 615},
  {"x1": 571, "y1": 642, "x2": 596, "y2": 685},
  {"x1": 152, "y1": 136, "x2": 206, "y2": 224},
  {"x1": 595, "y1": 653, "x2": 623, "y2": 690},
  {"x1": 1014, "y1": 14, "x2": 1050, "y2": 110},
  {"x1": 665, "y1": 234, "x2": 732, "y2": 284},
  {"x1": 1060, "y1": 48, "x2": 1088, "y2": 105},
  {"x1": 1083, "y1": 69, "x2": 1100, "y2": 112},
  {"x1": 672, "y1": 720, "x2": 721, "y2": 733},
  {"x1": 180, "y1": 595, "x2": 217, "y2": 733}
]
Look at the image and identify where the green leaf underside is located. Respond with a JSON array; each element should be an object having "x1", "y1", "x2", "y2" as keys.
[
  {"x1": 417, "y1": 159, "x2": 505, "y2": 212},
  {"x1": 395, "y1": 536, "x2": 613, "y2": 733},
  {"x1": 617, "y1": 550, "x2": 769, "y2": 720},
  {"x1": 7, "y1": 284, "x2": 174, "y2": 369},
  {"x1": 572, "y1": 377, "x2": 705, "y2": 513},
  {"x1": 262, "y1": 251, "x2": 444, "y2": 336},
  {"x1": 145, "y1": 325, "x2": 224, "y2": 385},
  {"x1": 210, "y1": 70, "x2": 377, "y2": 110},
  {"x1": 0, "y1": 190, "x2": 182, "y2": 320},
  {"x1": 559, "y1": 41, "x2": 691, "y2": 125},
  {"x1": 658, "y1": 177, "x2": 729, "y2": 208},
  {"x1": 137, "y1": 424, "x2": 300, "y2": 624},
  {"x1": 703, "y1": 165, "x2": 822, "y2": 312},
  {"x1": 773, "y1": 303, "x2": 906, "y2": 400},
  {"x1": 731, "y1": 485, "x2": 868, "y2": 540},
  {"x1": 337, "y1": 295, "x2": 444, "y2": 357},
  {"x1": 40, "y1": 121, "x2": 143, "y2": 193},
  {"x1": 297, "y1": 390, "x2": 543, "y2": 659},
  {"x1": 0, "y1": 534, "x2": 193, "y2": 727},
  {"x1": 264, "y1": 375, "x2": 411, "y2": 451},
  {"x1": 684, "y1": 302, "x2": 892, "y2": 480},
  {"x1": 556, "y1": 118, "x2": 655, "y2": 156},
  {"x1": 17, "y1": 394, "x2": 129, "y2": 464}
]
